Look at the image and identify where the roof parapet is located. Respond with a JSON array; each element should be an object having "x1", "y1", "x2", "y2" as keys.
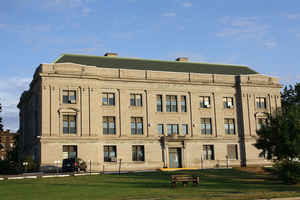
[
  {"x1": 176, "y1": 57, "x2": 188, "y2": 62},
  {"x1": 104, "y1": 52, "x2": 118, "y2": 57}
]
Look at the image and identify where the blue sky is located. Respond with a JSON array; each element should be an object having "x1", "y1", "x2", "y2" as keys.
[{"x1": 0, "y1": 0, "x2": 300, "y2": 131}]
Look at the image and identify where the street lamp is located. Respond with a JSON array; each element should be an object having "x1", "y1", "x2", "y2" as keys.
[
  {"x1": 22, "y1": 162, "x2": 29, "y2": 173},
  {"x1": 54, "y1": 160, "x2": 61, "y2": 174},
  {"x1": 87, "y1": 160, "x2": 92, "y2": 175}
]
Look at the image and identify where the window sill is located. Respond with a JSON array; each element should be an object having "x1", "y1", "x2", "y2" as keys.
[
  {"x1": 129, "y1": 106, "x2": 143, "y2": 108},
  {"x1": 199, "y1": 107, "x2": 212, "y2": 110},
  {"x1": 102, "y1": 105, "x2": 115, "y2": 107},
  {"x1": 132, "y1": 161, "x2": 145, "y2": 163},
  {"x1": 224, "y1": 134, "x2": 237, "y2": 137},
  {"x1": 200, "y1": 134, "x2": 214, "y2": 136}
]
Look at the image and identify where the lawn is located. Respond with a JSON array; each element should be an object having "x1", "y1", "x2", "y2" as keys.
[{"x1": 1, "y1": 168, "x2": 300, "y2": 200}]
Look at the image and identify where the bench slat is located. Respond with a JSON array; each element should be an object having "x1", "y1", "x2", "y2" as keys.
[{"x1": 170, "y1": 174, "x2": 199, "y2": 188}]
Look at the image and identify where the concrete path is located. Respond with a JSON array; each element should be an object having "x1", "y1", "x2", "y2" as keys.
[{"x1": 259, "y1": 198, "x2": 300, "y2": 200}]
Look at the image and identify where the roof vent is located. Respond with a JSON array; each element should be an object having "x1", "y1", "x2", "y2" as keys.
[
  {"x1": 104, "y1": 52, "x2": 118, "y2": 57},
  {"x1": 176, "y1": 57, "x2": 188, "y2": 62}
]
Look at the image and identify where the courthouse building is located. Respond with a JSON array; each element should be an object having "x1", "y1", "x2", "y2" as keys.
[{"x1": 18, "y1": 53, "x2": 281, "y2": 171}]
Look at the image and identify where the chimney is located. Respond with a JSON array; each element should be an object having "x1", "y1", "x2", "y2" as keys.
[
  {"x1": 176, "y1": 57, "x2": 188, "y2": 62},
  {"x1": 104, "y1": 52, "x2": 118, "y2": 57}
]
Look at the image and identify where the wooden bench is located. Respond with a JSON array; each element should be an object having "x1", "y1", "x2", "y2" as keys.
[{"x1": 170, "y1": 174, "x2": 199, "y2": 187}]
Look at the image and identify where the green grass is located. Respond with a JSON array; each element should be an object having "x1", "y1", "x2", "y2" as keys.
[{"x1": 1, "y1": 169, "x2": 300, "y2": 200}]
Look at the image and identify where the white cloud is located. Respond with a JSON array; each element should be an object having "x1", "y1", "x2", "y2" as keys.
[
  {"x1": 112, "y1": 32, "x2": 135, "y2": 40},
  {"x1": 217, "y1": 16, "x2": 268, "y2": 39},
  {"x1": 42, "y1": 0, "x2": 94, "y2": 11},
  {"x1": 0, "y1": 24, "x2": 7, "y2": 29},
  {"x1": 217, "y1": 16, "x2": 276, "y2": 48},
  {"x1": 162, "y1": 12, "x2": 177, "y2": 17},
  {"x1": 0, "y1": 77, "x2": 31, "y2": 132},
  {"x1": 263, "y1": 40, "x2": 277, "y2": 49},
  {"x1": 45, "y1": 0, "x2": 85, "y2": 8},
  {"x1": 183, "y1": 2, "x2": 192, "y2": 8},
  {"x1": 82, "y1": 7, "x2": 91, "y2": 16},
  {"x1": 287, "y1": 13, "x2": 300, "y2": 20}
]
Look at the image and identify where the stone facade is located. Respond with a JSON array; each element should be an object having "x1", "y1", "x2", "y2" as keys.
[{"x1": 18, "y1": 55, "x2": 281, "y2": 171}]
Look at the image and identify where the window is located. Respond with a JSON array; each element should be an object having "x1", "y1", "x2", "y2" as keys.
[
  {"x1": 63, "y1": 145, "x2": 77, "y2": 159},
  {"x1": 103, "y1": 116, "x2": 116, "y2": 135},
  {"x1": 227, "y1": 144, "x2": 238, "y2": 160},
  {"x1": 156, "y1": 95, "x2": 163, "y2": 112},
  {"x1": 201, "y1": 118, "x2": 212, "y2": 135},
  {"x1": 132, "y1": 145, "x2": 145, "y2": 161},
  {"x1": 200, "y1": 96, "x2": 211, "y2": 108},
  {"x1": 63, "y1": 115, "x2": 77, "y2": 134},
  {"x1": 62, "y1": 90, "x2": 76, "y2": 104},
  {"x1": 130, "y1": 94, "x2": 142, "y2": 106},
  {"x1": 166, "y1": 95, "x2": 178, "y2": 112},
  {"x1": 223, "y1": 97, "x2": 234, "y2": 109},
  {"x1": 257, "y1": 118, "x2": 267, "y2": 130},
  {"x1": 104, "y1": 145, "x2": 117, "y2": 162},
  {"x1": 102, "y1": 93, "x2": 115, "y2": 106},
  {"x1": 167, "y1": 124, "x2": 179, "y2": 135},
  {"x1": 158, "y1": 124, "x2": 164, "y2": 136},
  {"x1": 181, "y1": 124, "x2": 188, "y2": 135},
  {"x1": 224, "y1": 119, "x2": 235, "y2": 135},
  {"x1": 203, "y1": 145, "x2": 214, "y2": 160},
  {"x1": 181, "y1": 96, "x2": 187, "y2": 112},
  {"x1": 131, "y1": 117, "x2": 143, "y2": 135},
  {"x1": 256, "y1": 97, "x2": 267, "y2": 109}
]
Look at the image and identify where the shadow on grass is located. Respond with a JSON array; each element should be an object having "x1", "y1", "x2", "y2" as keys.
[{"x1": 94, "y1": 168, "x2": 300, "y2": 193}]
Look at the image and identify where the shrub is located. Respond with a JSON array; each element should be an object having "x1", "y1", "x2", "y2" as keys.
[
  {"x1": 0, "y1": 160, "x2": 21, "y2": 175},
  {"x1": 77, "y1": 158, "x2": 87, "y2": 172},
  {"x1": 273, "y1": 160, "x2": 300, "y2": 184},
  {"x1": 23, "y1": 156, "x2": 39, "y2": 172}
]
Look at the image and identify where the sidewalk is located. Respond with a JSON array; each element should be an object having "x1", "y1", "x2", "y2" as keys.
[
  {"x1": 0, "y1": 172, "x2": 101, "y2": 180},
  {"x1": 259, "y1": 198, "x2": 300, "y2": 200}
]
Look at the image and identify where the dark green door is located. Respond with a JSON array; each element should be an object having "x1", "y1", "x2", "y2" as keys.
[{"x1": 169, "y1": 148, "x2": 182, "y2": 168}]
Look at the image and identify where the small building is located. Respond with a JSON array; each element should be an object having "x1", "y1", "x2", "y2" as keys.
[
  {"x1": 0, "y1": 130, "x2": 16, "y2": 160},
  {"x1": 18, "y1": 53, "x2": 281, "y2": 171}
]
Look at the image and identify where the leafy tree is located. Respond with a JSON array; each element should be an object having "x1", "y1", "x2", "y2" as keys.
[
  {"x1": 255, "y1": 106, "x2": 300, "y2": 161},
  {"x1": 281, "y1": 83, "x2": 300, "y2": 112},
  {"x1": 0, "y1": 103, "x2": 3, "y2": 132},
  {"x1": 255, "y1": 82, "x2": 300, "y2": 183},
  {"x1": 7, "y1": 134, "x2": 20, "y2": 163}
]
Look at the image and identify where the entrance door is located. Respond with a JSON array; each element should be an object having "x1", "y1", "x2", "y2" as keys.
[{"x1": 169, "y1": 148, "x2": 182, "y2": 168}]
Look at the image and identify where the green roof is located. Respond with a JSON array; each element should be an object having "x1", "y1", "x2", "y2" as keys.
[{"x1": 54, "y1": 54, "x2": 258, "y2": 75}]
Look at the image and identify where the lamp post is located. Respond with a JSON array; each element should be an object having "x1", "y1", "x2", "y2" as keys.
[
  {"x1": 226, "y1": 156, "x2": 229, "y2": 168},
  {"x1": 22, "y1": 162, "x2": 28, "y2": 173},
  {"x1": 87, "y1": 160, "x2": 92, "y2": 175},
  {"x1": 54, "y1": 160, "x2": 60, "y2": 174},
  {"x1": 200, "y1": 155, "x2": 203, "y2": 169},
  {"x1": 118, "y1": 158, "x2": 122, "y2": 175}
]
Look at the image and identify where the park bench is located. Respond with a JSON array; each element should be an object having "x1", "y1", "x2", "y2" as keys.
[{"x1": 170, "y1": 174, "x2": 199, "y2": 187}]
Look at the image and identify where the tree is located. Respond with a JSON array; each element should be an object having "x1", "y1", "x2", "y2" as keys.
[
  {"x1": 0, "y1": 103, "x2": 3, "y2": 132},
  {"x1": 281, "y1": 82, "x2": 300, "y2": 112},
  {"x1": 255, "y1": 106, "x2": 300, "y2": 161},
  {"x1": 255, "y1": 82, "x2": 300, "y2": 183}
]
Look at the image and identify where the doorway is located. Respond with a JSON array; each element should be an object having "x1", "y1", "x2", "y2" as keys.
[{"x1": 169, "y1": 148, "x2": 182, "y2": 168}]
